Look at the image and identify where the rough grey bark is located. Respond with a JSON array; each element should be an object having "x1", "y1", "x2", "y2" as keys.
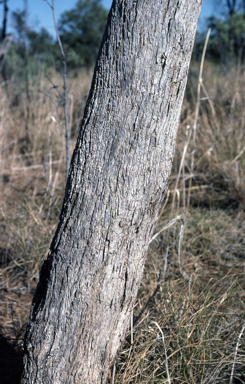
[{"x1": 21, "y1": 0, "x2": 202, "y2": 383}]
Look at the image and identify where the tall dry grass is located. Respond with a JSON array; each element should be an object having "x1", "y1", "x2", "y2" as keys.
[{"x1": 0, "y1": 61, "x2": 244, "y2": 383}]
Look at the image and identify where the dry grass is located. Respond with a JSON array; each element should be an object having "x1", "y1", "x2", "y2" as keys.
[
  {"x1": 0, "y1": 61, "x2": 245, "y2": 383},
  {"x1": 112, "y1": 209, "x2": 245, "y2": 383}
]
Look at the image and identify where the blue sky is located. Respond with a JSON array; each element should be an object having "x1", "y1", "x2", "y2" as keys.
[{"x1": 0, "y1": 0, "x2": 214, "y2": 37}]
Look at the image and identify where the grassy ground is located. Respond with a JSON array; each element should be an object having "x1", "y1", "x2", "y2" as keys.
[{"x1": 0, "y1": 62, "x2": 245, "y2": 383}]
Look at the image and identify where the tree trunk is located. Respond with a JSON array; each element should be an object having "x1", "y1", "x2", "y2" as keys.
[{"x1": 21, "y1": 0, "x2": 202, "y2": 383}]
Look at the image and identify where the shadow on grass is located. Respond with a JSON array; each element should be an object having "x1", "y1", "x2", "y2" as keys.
[{"x1": 0, "y1": 335, "x2": 23, "y2": 384}]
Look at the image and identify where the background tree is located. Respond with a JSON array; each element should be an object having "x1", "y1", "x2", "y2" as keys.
[
  {"x1": 2, "y1": 0, "x2": 108, "y2": 81},
  {"x1": 1, "y1": 0, "x2": 9, "y2": 39},
  {"x1": 27, "y1": 27, "x2": 55, "y2": 64},
  {"x1": 10, "y1": 6, "x2": 56, "y2": 79},
  {"x1": 194, "y1": 0, "x2": 245, "y2": 66},
  {"x1": 207, "y1": 7, "x2": 245, "y2": 65},
  {"x1": 214, "y1": 0, "x2": 244, "y2": 16},
  {"x1": 58, "y1": 0, "x2": 108, "y2": 71},
  {"x1": 10, "y1": 3, "x2": 34, "y2": 149},
  {"x1": 21, "y1": 0, "x2": 202, "y2": 383},
  {"x1": 0, "y1": 0, "x2": 12, "y2": 76}
]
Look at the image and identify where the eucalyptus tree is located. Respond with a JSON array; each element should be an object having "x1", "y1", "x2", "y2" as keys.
[{"x1": 21, "y1": 0, "x2": 202, "y2": 383}]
